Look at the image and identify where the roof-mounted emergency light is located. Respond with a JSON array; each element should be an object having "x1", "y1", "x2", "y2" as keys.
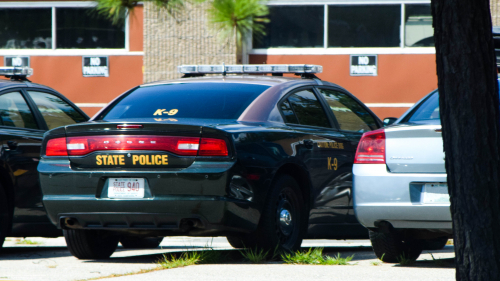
[
  {"x1": 178, "y1": 64, "x2": 322, "y2": 78},
  {"x1": 0, "y1": 67, "x2": 33, "y2": 80}
]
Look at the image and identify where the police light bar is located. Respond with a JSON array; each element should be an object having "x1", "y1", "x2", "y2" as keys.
[
  {"x1": 0, "y1": 67, "x2": 33, "y2": 77},
  {"x1": 178, "y1": 64, "x2": 322, "y2": 74}
]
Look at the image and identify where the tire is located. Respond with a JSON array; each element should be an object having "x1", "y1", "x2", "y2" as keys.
[
  {"x1": 120, "y1": 236, "x2": 163, "y2": 249},
  {"x1": 0, "y1": 186, "x2": 9, "y2": 250},
  {"x1": 226, "y1": 235, "x2": 255, "y2": 249},
  {"x1": 369, "y1": 230, "x2": 422, "y2": 263},
  {"x1": 64, "y1": 229, "x2": 119, "y2": 259},
  {"x1": 252, "y1": 174, "x2": 305, "y2": 252},
  {"x1": 421, "y1": 237, "x2": 448, "y2": 250}
]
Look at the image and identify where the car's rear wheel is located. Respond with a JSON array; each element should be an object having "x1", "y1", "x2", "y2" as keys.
[
  {"x1": 64, "y1": 229, "x2": 119, "y2": 259},
  {"x1": 120, "y1": 236, "x2": 163, "y2": 249},
  {"x1": 421, "y1": 237, "x2": 448, "y2": 250},
  {"x1": 252, "y1": 175, "x2": 305, "y2": 252},
  {"x1": 369, "y1": 230, "x2": 422, "y2": 263}
]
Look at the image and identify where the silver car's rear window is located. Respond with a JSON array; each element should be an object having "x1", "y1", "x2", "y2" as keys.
[{"x1": 407, "y1": 92, "x2": 440, "y2": 125}]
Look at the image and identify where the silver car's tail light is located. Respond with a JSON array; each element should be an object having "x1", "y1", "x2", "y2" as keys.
[{"x1": 354, "y1": 129, "x2": 386, "y2": 164}]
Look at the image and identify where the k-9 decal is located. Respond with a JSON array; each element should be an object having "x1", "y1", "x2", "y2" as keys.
[{"x1": 328, "y1": 157, "x2": 338, "y2": 171}]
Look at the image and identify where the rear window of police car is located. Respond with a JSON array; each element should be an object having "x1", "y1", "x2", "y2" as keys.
[{"x1": 103, "y1": 83, "x2": 270, "y2": 120}]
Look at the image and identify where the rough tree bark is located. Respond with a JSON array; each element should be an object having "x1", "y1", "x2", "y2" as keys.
[{"x1": 431, "y1": 0, "x2": 500, "y2": 280}]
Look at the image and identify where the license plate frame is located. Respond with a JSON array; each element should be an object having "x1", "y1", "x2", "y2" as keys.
[
  {"x1": 108, "y1": 178, "x2": 145, "y2": 199},
  {"x1": 422, "y1": 183, "x2": 449, "y2": 204}
]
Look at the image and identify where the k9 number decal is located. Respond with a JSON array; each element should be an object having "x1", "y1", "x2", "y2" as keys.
[{"x1": 328, "y1": 157, "x2": 338, "y2": 171}]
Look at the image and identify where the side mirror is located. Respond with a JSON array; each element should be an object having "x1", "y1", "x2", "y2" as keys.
[{"x1": 383, "y1": 117, "x2": 398, "y2": 126}]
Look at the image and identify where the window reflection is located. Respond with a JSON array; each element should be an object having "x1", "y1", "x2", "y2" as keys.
[
  {"x1": 318, "y1": 89, "x2": 377, "y2": 132},
  {"x1": 405, "y1": 4, "x2": 434, "y2": 47},
  {"x1": 0, "y1": 9, "x2": 52, "y2": 49},
  {"x1": 0, "y1": 92, "x2": 37, "y2": 129},
  {"x1": 287, "y1": 90, "x2": 330, "y2": 128}
]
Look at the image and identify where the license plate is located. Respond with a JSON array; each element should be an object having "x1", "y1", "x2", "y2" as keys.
[
  {"x1": 108, "y1": 178, "x2": 145, "y2": 199},
  {"x1": 422, "y1": 183, "x2": 449, "y2": 204}
]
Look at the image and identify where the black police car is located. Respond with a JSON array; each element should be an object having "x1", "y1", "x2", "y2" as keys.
[
  {"x1": 38, "y1": 64, "x2": 382, "y2": 259},
  {"x1": 0, "y1": 67, "x2": 88, "y2": 248}
]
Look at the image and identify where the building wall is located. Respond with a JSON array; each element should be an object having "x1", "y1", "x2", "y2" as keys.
[
  {"x1": 143, "y1": 2, "x2": 236, "y2": 83},
  {"x1": 0, "y1": 2, "x2": 144, "y2": 117}
]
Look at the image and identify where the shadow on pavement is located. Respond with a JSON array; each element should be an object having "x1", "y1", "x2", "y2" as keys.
[{"x1": 0, "y1": 247, "x2": 73, "y2": 260}]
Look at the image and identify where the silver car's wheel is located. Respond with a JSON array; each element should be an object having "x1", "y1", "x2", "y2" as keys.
[{"x1": 369, "y1": 230, "x2": 422, "y2": 263}]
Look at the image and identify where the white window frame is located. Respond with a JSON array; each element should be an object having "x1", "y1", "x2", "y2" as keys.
[
  {"x1": 0, "y1": 1, "x2": 141, "y2": 56},
  {"x1": 250, "y1": 0, "x2": 434, "y2": 55}
]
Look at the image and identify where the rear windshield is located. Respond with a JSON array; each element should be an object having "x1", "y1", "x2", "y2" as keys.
[
  {"x1": 102, "y1": 83, "x2": 270, "y2": 120},
  {"x1": 405, "y1": 91, "x2": 440, "y2": 125}
]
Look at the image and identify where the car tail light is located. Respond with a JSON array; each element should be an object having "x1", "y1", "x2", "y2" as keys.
[
  {"x1": 46, "y1": 138, "x2": 68, "y2": 156},
  {"x1": 45, "y1": 135, "x2": 229, "y2": 157},
  {"x1": 198, "y1": 138, "x2": 228, "y2": 156},
  {"x1": 354, "y1": 129, "x2": 386, "y2": 164}
]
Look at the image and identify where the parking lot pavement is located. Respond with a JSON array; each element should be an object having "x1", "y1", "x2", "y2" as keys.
[{"x1": 0, "y1": 237, "x2": 455, "y2": 281}]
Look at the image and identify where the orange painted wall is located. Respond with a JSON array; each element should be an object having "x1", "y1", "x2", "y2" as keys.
[
  {"x1": 250, "y1": 54, "x2": 438, "y2": 119},
  {"x1": 129, "y1": 5, "x2": 144, "y2": 52},
  {"x1": 1, "y1": 55, "x2": 144, "y2": 117},
  {"x1": 0, "y1": 4, "x2": 144, "y2": 118}
]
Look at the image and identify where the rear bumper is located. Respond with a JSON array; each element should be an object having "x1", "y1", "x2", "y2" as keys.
[
  {"x1": 39, "y1": 159, "x2": 260, "y2": 235},
  {"x1": 353, "y1": 164, "x2": 451, "y2": 230}
]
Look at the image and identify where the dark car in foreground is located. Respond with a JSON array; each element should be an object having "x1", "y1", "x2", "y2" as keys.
[
  {"x1": 0, "y1": 67, "x2": 89, "y2": 249},
  {"x1": 39, "y1": 64, "x2": 382, "y2": 259}
]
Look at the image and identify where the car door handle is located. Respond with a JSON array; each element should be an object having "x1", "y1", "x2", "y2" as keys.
[
  {"x1": 7, "y1": 141, "x2": 18, "y2": 150},
  {"x1": 303, "y1": 139, "x2": 314, "y2": 149}
]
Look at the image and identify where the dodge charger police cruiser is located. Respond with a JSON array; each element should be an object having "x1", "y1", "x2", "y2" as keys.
[{"x1": 39, "y1": 64, "x2": 382, "y2": 259}]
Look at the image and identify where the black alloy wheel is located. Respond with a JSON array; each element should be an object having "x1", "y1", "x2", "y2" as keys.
[
  {"x1": 254, "y1": 175, "x2": 305, "y2": 252},
  {"x1": 369, "y1": 230, "x2": 423, "y2": 263}
]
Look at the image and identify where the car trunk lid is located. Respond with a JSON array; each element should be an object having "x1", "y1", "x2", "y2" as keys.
[{"x1": 385, "y1": 124, "x2": 445, "y2": 173}]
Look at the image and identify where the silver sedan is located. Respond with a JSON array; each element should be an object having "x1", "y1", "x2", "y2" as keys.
[{"x1": 353, "y1": 90, "x2": 451, "y2": 263}]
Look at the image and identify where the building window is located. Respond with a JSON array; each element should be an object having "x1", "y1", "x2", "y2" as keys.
[
  {"x1": 0, "y1": 6, "x2": 125, "y2": 50},
  {"x1": 252, "y1": 2, "x2": 434, "y2": 51},
  {"x1": 253, "y1": 6, "x2": 324, "y2": 48},
  {"x1": 0, "y1": 8, "x2": 52, "y2": 49},
  {"x1": 56, "y1": 8, "x2": 125, "y2": 49},
  {"x1": 405, "y1": 4, "x2": 434, "y2": 47},
  {"x1": 328, "y1": 5, "x2": 400, "y2": 48}
]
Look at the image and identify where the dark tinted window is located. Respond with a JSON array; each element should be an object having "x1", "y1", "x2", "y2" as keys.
[
  {"x1": 287, "y1": 90, "x2": 330, "y2": 128},
  {"x1": 0, "y1": 8, "x2": 52, "y2": 49},
  {"x1": 103, "y1": 83, "x2": 270, "y2": 120},
  {"x1": 253, "y1": 6, "x2": 324, "y2": 48},
  {"x1": 318, "y1": 88, "x2": 377, "y2": 132},
  {"x1": 328, "y1": 5, "x2": 400, "y2": 47},
  {"x1": 280, "y1": 99, "x2": 299, "y2": 124},
  {"x1": 407, "y1": 92, "x2": 440, "y2": 124},
  {"x1": 405, "y1": 4, "x2": 433, "y2": 47},
  {"x1": 28, "y1": 91, "x2": 87, "y2": 130},
  {"x1": 56, "y1": 8, "x2": 125, "y2": 49},
  {"x1": 0, "y1": 92, "x2": 37, "y2": 129}
]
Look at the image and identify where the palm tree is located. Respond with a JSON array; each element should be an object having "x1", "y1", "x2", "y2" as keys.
[{"x1": 94, "y1": 0, "x2": 269, "y2": 64}]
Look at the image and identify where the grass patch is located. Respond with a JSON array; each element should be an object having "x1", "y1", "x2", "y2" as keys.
[
  {"x1": 16, "y1": 239, "x2": 43, "y2": 245},
  {"x1": 282, "y1": 248, "x2": 354, "y2": 265},
  {"x1": 397, "y1": 254, "x2": 415, "y2": 266},
  {"x1": 240, "y1": 245, "x2": 279, "y2": 263},
  {"x1": 156, "y1": 251, "x2": 201, "y2": 269},
  {"x1": 240, "y1": 247, "x2": 269, "y2": 263}
]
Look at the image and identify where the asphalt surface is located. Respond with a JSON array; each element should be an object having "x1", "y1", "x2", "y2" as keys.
[{"x1": 0, "y1": 237, "x2": 456, "y2": 281}]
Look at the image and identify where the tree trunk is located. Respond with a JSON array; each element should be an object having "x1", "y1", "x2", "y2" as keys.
[{"x1": 431, "y1": 0, "x2": 500, "y2": 280}]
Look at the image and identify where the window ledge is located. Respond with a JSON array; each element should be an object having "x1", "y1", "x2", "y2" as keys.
[
  {"x1": 0, "y1": 49, "x2": 144, "y2": 56},
  {"x1": 250, "y1": 48, "x2": 436, "y2": 55}
]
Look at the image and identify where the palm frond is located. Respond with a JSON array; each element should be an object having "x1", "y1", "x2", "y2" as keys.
[
  {"x1": 94, "y1": 0, "x2": 189, "y2": 24},
  {"x1": 207, "y1": 0, "x2": 269, "y2": 45}
]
